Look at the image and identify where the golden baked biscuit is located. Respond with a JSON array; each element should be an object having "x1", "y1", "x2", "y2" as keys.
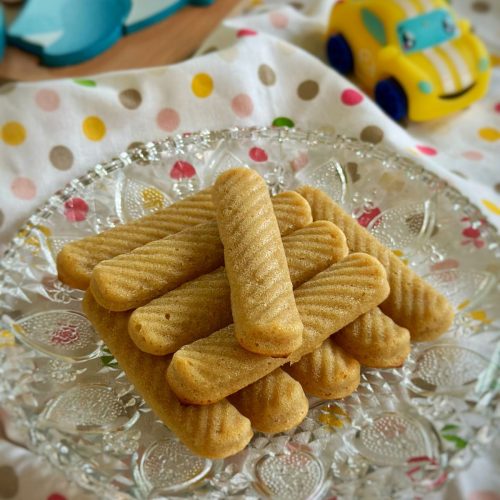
[
  {"x1": 91, "y1": 221, "x2": 223, "y2": 311},
  {"x1": 129, "y1": 221, "x2": 348, "y2": 355},
  {"x1": 296, "y1": 186, "x2": 454, "y2": 342},
  {"x1": 229, "y1": 368, "x2": 309, "y2": 433},
  {"x1": 286, "y1": 339, "x2": 360, "y2": 399},
  {"x1": 82, "y1": 291, "x2": 253, "y2": 459},
  {"x1": 57, "y1": 188, "x2": 215, "y2": 290},
  {"x1": 334, "y1": 308, "x2": 411, "y2": 368},
  {"x1": 88, "y1": 190, "x2": 312, "y2": 312},
  {"x1": 57, "y1": 189, "x2": 311, "y2": 291},
  {"x1": 213, "y1": 168, "x2": 302, "y2": 357},
  {"x1": 167, "y1": 253, "x2": 389, "y2": 405}
]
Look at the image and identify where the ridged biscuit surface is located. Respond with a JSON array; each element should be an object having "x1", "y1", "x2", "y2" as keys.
[
  {"x1": 82, "y1": 292, "x2": 253, "y2": 459},
  {"x1": 57, "y1": 188, "x2": 215, "y2": 290},
  {"x1": 286, "y1": 339, "x2": 360, "y2": 399},
  {"x1": 167, "y1": 253, "x2": 389, "y2": 405},
  {"x1": 90, "y1": 221, "x2": 223, "y2": 311},
  {"x1": 229, "y1": 368, "x2": 309, "y2": 433},
  {"x1": 334, "y1": 308, "x2": 411, "y2": 368},
  {"x1": 296, "y1": 186, "x2": 454, "y2": 342},
  {"x1": 213, "y1": 168, "x2": 302, "y2": 357},
  {"x1": 129, "y1": 221, "x2": 348, "y2": 355}
]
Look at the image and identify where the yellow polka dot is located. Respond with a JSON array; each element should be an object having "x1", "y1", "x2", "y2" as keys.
[
  {"x1": 83, "y1": 116, "x2": 106, "y2": 141},
  {"x1": 482, "y1": 199, "x2": 500, "y2": 215},
  {"x1": 478, "y1": 127, "x2": 500, "y2": 142},
  {"x1": 191, "y1": 73, "x2": 213, "y2": 98},
  {"x1": 1, "y1": 121, "x2": 26, "y2": 146},
  {"x1": 141, "y1": 187, "x2": 165, "y2": 211},
  {"x1": 491, "y1": 54, "x2": 500, "y2": 67}
]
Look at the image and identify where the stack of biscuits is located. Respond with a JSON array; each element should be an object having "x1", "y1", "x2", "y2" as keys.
[{"x1": 56, "y1": 168, "x2": 455, "y2": 459}]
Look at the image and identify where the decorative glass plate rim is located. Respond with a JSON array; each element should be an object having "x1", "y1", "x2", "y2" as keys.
[
  {"x1": 1, "y1": 126, "x2": 499, "y2": 499},
  {"x1": 1, "y1": 126, "x2": 499, "y2": 267}
]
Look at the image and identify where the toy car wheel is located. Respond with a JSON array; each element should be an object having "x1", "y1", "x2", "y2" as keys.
[
  {"x1": 374, "y1": 78, "x2": 408, "y2": 121},
  {"x1": 326, "y1": 34, "x2": 354, "y2": 74}
]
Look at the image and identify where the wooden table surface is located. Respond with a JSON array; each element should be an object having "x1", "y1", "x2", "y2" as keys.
[{"x1": 0, "y1": 0, "x2": 245, "y2": 82}]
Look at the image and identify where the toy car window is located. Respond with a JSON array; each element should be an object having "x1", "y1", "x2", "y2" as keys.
[
  {"x1": 361, "y1": 8, "x2": 387, "y2": 45},
  {"x1": 396, "y1": 9, "x2": 458, "y2": 54}
]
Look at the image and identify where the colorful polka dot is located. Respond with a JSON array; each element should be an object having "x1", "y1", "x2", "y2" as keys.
[
  {"x1": 231, "y1": 93, "x2": 254, "y2": 117},
  {"x1": 482, "y1": 199, "x2": 500, "y2": 215},
  {"x1": 119, "y1": 89, "x2": 142, "y2": 109},
  {"x1": 237, "y1": 28, "x2": 257, "y2": 37},
  {"x1": 269, "y1": 11, "x2": 289, "y2": 29},
  {"x1": 494, "y1": 102, "x2": 500, "y2": 113},
  {"x1": 495, "y1": 183, "x2": 500, "y2": 194},
  {"x1": 478, "y1": 127, "x2": 500, "y2": 142},
  {"x1": 49, "y1": 145, "x2": 74, "y2": 170},
  {"x1": 360, "y1": 125, "x2": 384, "y2": 144},
  {"x1": 35, "y1": 89, "x2": 60, "y2": 111},
  {"x1": 258, "y1": 64, "x2": 276, "y2": 86},
  {"x1": 157, "y1": 108, "x2": 180, "y2": 132},
  {"x1": 0, "y1": 465, "x2": 19, "y2": 498},
  {"x1": 64, "y1": 197, "x2": 89, "y2": 222},
  {"x1": 297, "y1": 80, "x2": 319, "y2": 100},
  {"x1": 47, "y1": 494, "x2": 68, "y2": 500},
  {"x1": 272, "y1": 116, "x2": 295, "y2": 128},
  {"x1": 11, "y1": 176, "x2": 36, "y2": 200},
  {"x1": 82, "y1": 116, "x2": 106, "y2": 141},
  {"x1": 416, "y1": 144, "x2": 438, "y2": 156},
  {"x1": 468, "y1": 491, "x2": 500, "y2": 500},
  {"x1": 472, "y1": 1, "x2": 491, "y2": 12},
  {"x1": 170, "y1": 160, "x2": 196, "y2": 180},
  {"x1": 346, "y1": 162, "x2": 360, "y2": 182},
  {"x1": 192, "y1": 73, "x2": 214, "y2": 98},
  {"x1": 0, "y1": 209, "x2": 4, "y2": 228},
  {"x1": 249, "y1": 147, "x2": 268, "y2": 162},
  {"x1": 340, "y1": 89, "x2": 363, "y2": 106},
  {"x1": 74, "y1": 79, "x2": 96, "y2": 87},
  {"x1": 2, "y1": 121, "x2": 26, "y2": 145},
  {"x1": 462, "y1": 150, "x2": 484, "y2": 161}
]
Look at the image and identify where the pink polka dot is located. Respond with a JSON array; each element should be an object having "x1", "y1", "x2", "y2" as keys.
[
  {"x1": 416, "y1": 145, "x2": 438, "y2": 156},
  {"x1": 170, "y1": 160, "x2": 196, "y2": 180},
  {"x1": 47, "y1": 494, "x2": 67, "y2": 500},
  {"x1": 249, "y1": 147, "x2": 268, "y2": 162},
  {"x1": 468, "y1": 491, "x2": 500, "y2": 500},
  {"x1": 156, "y1": 108, "x2": 180, "y2": 132},
  {"x1": 462, "y1": 150, "x2": 484, "y2": 160},
  {"x1": 494, "y1": 103, "x2": 500, "y2": 113},
  {"x1": 11, "y1": 177, "x2": 36, "y2": 200},
  {"x1": 269, "y1": 12, "x2": 289, "y2": 29},
  {"x1": 291, "y1": 151, "x2": 309, "y2": 172},
  {"x1": 35, "y1": 89, "x2": 60, "y2": 111},
  {"x1": 231, "y1": 94, "x2": 254, "y2": 118},
  {"x1": 64, "y1": 197, "x2": 89, "y2": 222},
  {"x1": 341, "y1": 89, "x2": 363, "y2": 106},
  {"x1": 236, "y1": 28, "x2": 257, "y2": 37}
]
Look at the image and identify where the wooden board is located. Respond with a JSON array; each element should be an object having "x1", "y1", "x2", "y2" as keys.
[{"x1": 0, "y1": 0, "x2": 245, "y2": 82}]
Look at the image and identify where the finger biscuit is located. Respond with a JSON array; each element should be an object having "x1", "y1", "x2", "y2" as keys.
[
  {"x1": 129, "y1": 221, "x2": 348, "y2": 355},
  {"x1": 286, "y1": 339, "x2": 360, "y2": 399},
  {"x1": 90, "y1": 191, "x2": 313, "y2": 312},
  {"x1": 58, "y1": 189, "x2": 311, "y2": 291},
  {"x1": 334, "y1": 308, "x2": 411, "y2": 368},
  {"x1": 213, "y1": 168, "x2": 302, "y2": 357},
  {"x1": 57, "y1": 188, "x2": 215, "y2": 290},
  {"x1": 82, "y1": 291, "x2": 253, "y2": 459},
  {"x1": 91, "y1": 221, "x2": 223, "y2": 311},
  {"x1": 167, "y1": 253, "x2": 389, "y2": 405},
  {"x1": 229, "y1": 368, "x2": 309, "y2": 434},
  {"x1": 296, "y1": 186, "x2": 454, "y2": 342}
]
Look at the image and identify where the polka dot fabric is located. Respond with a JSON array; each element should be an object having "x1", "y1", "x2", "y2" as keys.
[{"x1": 0, "y1": 1, "x2": 499, "y2": 498}]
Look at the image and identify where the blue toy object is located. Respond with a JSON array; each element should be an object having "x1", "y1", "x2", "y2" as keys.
[{"x1": 5, "y1": 0, "x2": 215, "y2": 67}]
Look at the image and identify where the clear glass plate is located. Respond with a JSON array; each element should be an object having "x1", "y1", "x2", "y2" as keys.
[{"x1": 0, "y1": 127, "x2": 499, "y2": 500}]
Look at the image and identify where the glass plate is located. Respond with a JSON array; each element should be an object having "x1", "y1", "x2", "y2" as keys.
[{"x1": 0, "y1": 127, "x2": 499, "y2": 500}]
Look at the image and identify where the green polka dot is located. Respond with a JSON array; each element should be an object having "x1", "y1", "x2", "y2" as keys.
[
  {"x1": 74, "y1": 79, "x2": 97, "y2": 87},
  {"x1": 272, "y1": 117, "x2": 295, "y2": 128}
]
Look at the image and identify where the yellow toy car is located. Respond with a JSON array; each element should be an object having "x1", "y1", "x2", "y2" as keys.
[{"x1": 326, "y1": 0, "x2": 491, "y2": 121}]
